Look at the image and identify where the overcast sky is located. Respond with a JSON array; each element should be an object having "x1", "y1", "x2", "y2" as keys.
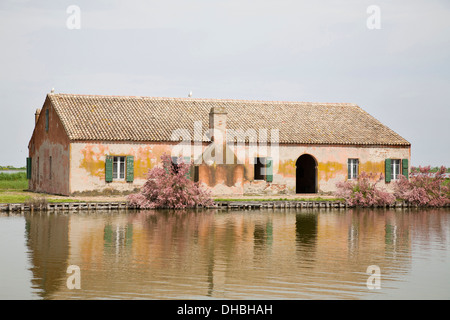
[{"x1": 0, "y1": 0, "x2": 449, "y2": 167}]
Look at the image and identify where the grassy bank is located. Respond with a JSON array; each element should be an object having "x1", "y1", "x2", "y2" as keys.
[
  {"x1": 0, "y1": 191, "x2": 87, "y2": 204},
  {"x1": 0, "y1": 172, "x2": 81, "y2": 204},
  {"x1": 214, "y1": 197, "x2": 343, "y2": 202},
  {"x1": 0, "y1": 172, "x2": 28, "y2": 192}
]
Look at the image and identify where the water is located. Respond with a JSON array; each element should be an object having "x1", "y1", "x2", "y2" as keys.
[
  {"x1": 0, "y1": 170, "x2": 25, "y2": 174},
  {"x1": 0, "y1": 208, "x2": 449, "y2": 300}
]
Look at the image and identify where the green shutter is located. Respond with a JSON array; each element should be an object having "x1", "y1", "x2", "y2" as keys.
[
  {"x1": 126, "y1": 156, "x2": 134, "y2": 182},
  {"x1": 402, "y1": 158, "x2": 409, "y2": 179},
  {"x1": 183, "y1": 156, "x2": 191, "y2": 179},
  {"x1": 105, "y1": 156, "x2": 113, "y2": 182},
  {"x1": 385, "y1": 158, "x2": 391, "y2": 183},
  {"x1": 26, "y1": 157, "x2": 32, "y2": 180},
  {"x1": 266, "y1": 157, "x2": 273, "y2": 182}
]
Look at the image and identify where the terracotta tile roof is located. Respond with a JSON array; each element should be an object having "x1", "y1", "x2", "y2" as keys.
[{"x1": 47, "y1": 93, "x2": 410, "y2": 146}]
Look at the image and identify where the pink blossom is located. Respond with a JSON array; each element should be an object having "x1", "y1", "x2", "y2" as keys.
[
  {"x1": 127, "y1": 153, "x2": 214, "y2": 209},
  {"x1": 393, "y1": 166, "x2": 449, "y2": 207},
  {"x1": 335, "y1": 172, "x2": 395, "y2": 207}
]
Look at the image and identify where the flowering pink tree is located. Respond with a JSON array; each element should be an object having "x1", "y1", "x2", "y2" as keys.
[
  {"x1": 127, "y1": 153, "x2": 214, "y2": 209},
  {"x1": 393, "y1": 166, "x2": 449, "y2": 207},
  {"x1": 335, "y1": 172, "x2": 395, "y2": 207}
]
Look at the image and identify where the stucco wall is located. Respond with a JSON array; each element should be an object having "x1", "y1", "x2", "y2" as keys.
[
  {"x1": 69, "y1": 142, "x2": 175, "y2": 194},
  {"x1": 203, "y1": 143, "x2": 410, "y2": 195},
  {"x1": 274, "y1": 144, "x2": 410, "y2": 194},
  {"x1": 69, "y1": 141, "x2": 410, "y2": 196},
  {"x1": 28, "y1": 99, "x2": 70, "y2": 195}
]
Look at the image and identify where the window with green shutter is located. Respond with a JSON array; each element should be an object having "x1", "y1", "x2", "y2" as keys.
[
  {"x1": 254, "y1": 157, "x2": 265, "y2": 180},
  {"x1": 183, "y1": 156, "x2": 191, "y2": 179},
  {"x1": 126, "y1": 156, "x2": 134, "y2": 182},
  {"x1": 402, "y1": 158, "x2": 409, "y2": 179},
  {"x1": 254, "y1": 157, "x2": 273, "y2": 182},
  {"x1": 26, "y1": 157, "x2": 32, "y2": 180},
  {"x1": 266, "y1": 157, "x2": 273, "y2": 182},
  {"x1": 105, "y1": 156, "x2": 113, "y2": 182},
  {"x1": 385, "y1": 158, "x2": 391, "y2": 183},
  {"x1": 169, "y1": 156, "x2": 192, "y2": 178},
  {"x1": 391, "y1": 159, "x2": 401, "y2": 180}
]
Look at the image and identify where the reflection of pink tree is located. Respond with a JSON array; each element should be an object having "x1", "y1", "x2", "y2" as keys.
[
  {"x1": 127, "y1": 153, "x2": 214, "y2": 209},
  {"x1": 394, "y1": 166, "x2": 449, "y2": 207},
  {"x1": 335, "y1": 172, "x2": 395, "y2": 207}
]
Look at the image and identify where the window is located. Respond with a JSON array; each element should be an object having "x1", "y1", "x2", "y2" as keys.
[
  {"x1": 254, "y1": 157, "x2": 273, "y2": 182},
  {"x1": 171, "y1": 157, "x2": 180, "y2": 174},
  {"x1": 105, "y1": 155, "x2": 134, "y2": 183},
  {"x1": 171, "y1": 156, "x2": 192, "y2": 179},
  {"x1": 391, "y1": 159, "x2": 401, "y2": 180},
  {"x1": 385, "y1": 158, "x2": 408, "y2": 182},
  {"x1": 113, "y1": 156, "x2": 126, "y2": 180},
  {"x1": 348, "y1": 159, "x2": 359, "y2": 180}
]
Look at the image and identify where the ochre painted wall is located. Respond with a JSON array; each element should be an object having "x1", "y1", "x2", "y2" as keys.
[
  {"x1": 69, "y1": 141, "x2": 410, "y2": 196},
  {"x1": 70, "y1": 142, "x2": 175, "y2": 194},
  {"x1": 274, "y1": 144, "x2": 410, "y2": 194}
]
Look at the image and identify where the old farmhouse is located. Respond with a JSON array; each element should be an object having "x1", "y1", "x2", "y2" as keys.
[{"x1": 27, "y1": 93, "x2": 411, "y2": 196}]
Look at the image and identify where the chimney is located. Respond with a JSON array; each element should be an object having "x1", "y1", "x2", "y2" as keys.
[
  {"x1": 209, "y1": 106, "x2": 227, "y2": 145},
  {"x1": 35, "y1": 108, "x2": 41, "y2": 125}
]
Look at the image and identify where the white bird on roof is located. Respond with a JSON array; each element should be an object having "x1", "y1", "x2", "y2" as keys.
[{"x1": 188, "y1": 91, "x2": 192, "y2": 97}]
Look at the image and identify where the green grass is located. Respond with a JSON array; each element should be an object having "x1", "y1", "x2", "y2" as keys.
[
  {"x1": 214, "y1": 197, "x2": 343, "y2": 202},
  {"x1": 0, "y1": 179, "x2": 28, "y2": 190},
  {"x1": 0, "y1": 172, "x2": 27, "y2": 180},
  {"x1": 46, "y1": 198, "x2": 82, "y2": 203},
  {"x1": 0, "y1": 193, "x2": 84, "y2": 204},
  {"x1": 0, "y1": 194, "x2": 32, "y2": 204},
  {"x1": 0, "y1": 172, "x2": 28, "y2": 191}
]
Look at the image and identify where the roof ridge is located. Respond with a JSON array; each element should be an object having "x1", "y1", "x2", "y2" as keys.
[{"x1": 48, "y1": 93, "x2": 358, "y2": 106}]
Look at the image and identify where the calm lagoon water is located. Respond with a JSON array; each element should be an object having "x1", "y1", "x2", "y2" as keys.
[{"x1": 0, "y1": 208, "x2": 449, "y2": 300}]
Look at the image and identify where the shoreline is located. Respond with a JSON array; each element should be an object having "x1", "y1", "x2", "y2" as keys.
[
  {"x1": 2, "y1": 198, "x2": 448, "y2": 213},
  {"x1": 1, "y1": 190, "x2": 449, "y2": 212}
]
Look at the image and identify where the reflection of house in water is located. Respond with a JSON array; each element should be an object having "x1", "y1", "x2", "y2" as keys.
[
  {"x1": 24, "y1": 210, "x2": 423, "y2": 299},
  {"x1": 25, "y1": 213, "x2": 70, "y2": 299}
]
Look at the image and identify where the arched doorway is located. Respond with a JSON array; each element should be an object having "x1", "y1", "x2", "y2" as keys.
[{"x1": 296, "y1": 154, "x2": 317, "y2": 193}]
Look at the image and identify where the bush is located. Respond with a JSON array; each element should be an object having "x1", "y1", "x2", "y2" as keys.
[
  {"x1": 393, "y1": 166, "x2": 449, "y2": 207},
  {"x1": 127, "y1": 153, "x2": 214, "y2": 209},
  {"x1": 335, "y1": 172, "x2": 395, "y2": 207}
]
